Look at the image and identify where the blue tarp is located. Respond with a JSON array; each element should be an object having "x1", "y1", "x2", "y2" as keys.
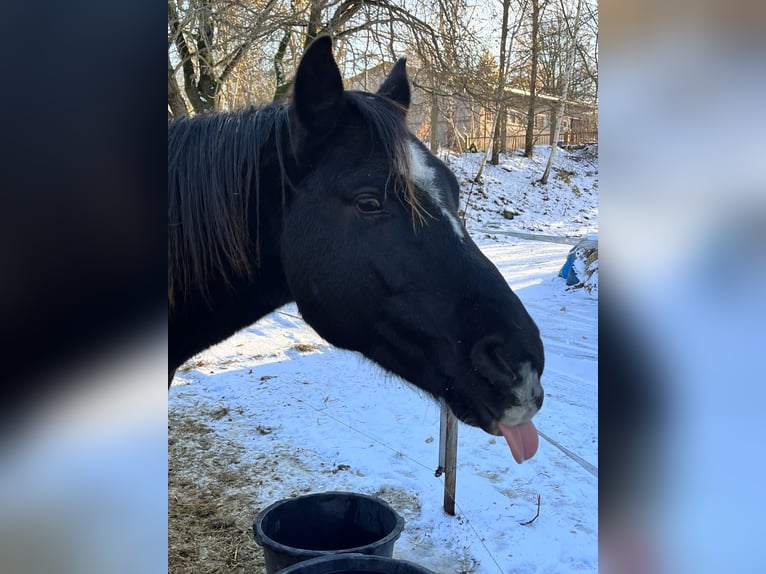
[
  {"x1": 559, "y1": 234, "x2": 598, "y2": 286},
  {"x1": 559, "y1": 248, "x2": 580, "y2": 285}
]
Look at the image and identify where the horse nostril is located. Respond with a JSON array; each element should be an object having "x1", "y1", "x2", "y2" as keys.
[{"x1": 470, "y1": 337, "x2": 516, "y2": 382}]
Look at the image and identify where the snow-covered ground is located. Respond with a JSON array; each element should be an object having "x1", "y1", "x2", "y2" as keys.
[
  {"x1": 170, "y1": 144, "x2": 598, "y2": 573},
  {"x1": 445, "y1": 144, "x2": 598, "y2": 242}
]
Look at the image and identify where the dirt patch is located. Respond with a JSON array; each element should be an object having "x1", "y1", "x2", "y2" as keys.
[
  {"x1": 374, "y1": 485, "x2": 421, "y2": 517},
  {"x1": 291, "y1": 342, "x2": 320, "y2": 353},
  {"x1": 169, "y1": 410, "x2": 267, "y2": 573}
]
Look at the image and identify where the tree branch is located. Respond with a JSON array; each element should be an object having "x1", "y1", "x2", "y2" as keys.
[
  {"x1": 519, "y1": 494, "x2": 541, "y2": 526},
  {"x1": 194, "y1": 0, "x2": 217, "y2": 110},
  {"x1": 168, "y1": 55, "x2": 189, "y2": 118},
  {"x1": 217, "y1": 0, "x2": 281, "y2": 87}
]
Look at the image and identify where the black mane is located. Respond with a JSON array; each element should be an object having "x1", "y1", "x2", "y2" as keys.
[{"x1": 167, "y1": 92, "x2": 418, "y2": 309}]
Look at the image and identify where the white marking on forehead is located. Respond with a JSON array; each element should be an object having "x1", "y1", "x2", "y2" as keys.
[
  {"x1": 500, "y1": 362, "x2": 543, "y2": 426},
  {"x1": 406, "y1": 142, "x2": 465, "y2": 240}
]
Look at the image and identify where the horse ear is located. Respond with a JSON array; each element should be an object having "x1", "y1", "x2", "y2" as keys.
[
  {"x1": 292, "y1": 35, "x2": 344, "y2": 136},
  {"x1": 377, "y1": 58, "x2": 410, "y2": 110}
]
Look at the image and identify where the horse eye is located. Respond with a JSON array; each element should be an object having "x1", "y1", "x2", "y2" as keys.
[{"x1": 355, "y1": 196, "x2": 382, "y2": 214}]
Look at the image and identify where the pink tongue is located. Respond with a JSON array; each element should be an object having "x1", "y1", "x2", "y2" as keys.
[{"x1": 499, "y1": 421, "x2": 539, "y2": 464}]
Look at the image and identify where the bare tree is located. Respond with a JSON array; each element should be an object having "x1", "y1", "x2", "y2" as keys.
[
  {"x1": 169, "y1": 0, "x2": 291, "y2": 116},
  {"x1": 523, "y1": 0, "x2": 545, "y2": 157},
  {"x1": 537, "y1": 1, "x2": 597, "y2": 105},
  {"x1": 406, "y1": 0, "x2": 486, "y2": 153},
  {"x1": 473, "y1": 112, "x2": 500, "y2": 183},
  {"x1": 168, "y1": 0, "x2": 292, "y2": 116},
  {"x1": 472, "y1": 0, "x2": 526, "y2": 176},
  {"x1": 168, "y1": 0, "x2": 450, "y2": 115},
  {"x1": 167, "y1": 0, "x2": 596, "y2": 171},
  {"x1": 490, "y1": 0, "x2": 512, "y2": 165},
  {"x1": 540, "y1": 0, "x2": 584, "y2": 184},
  {"x1": 575, "y1": 0, "x2": 598, "y2": 96}
]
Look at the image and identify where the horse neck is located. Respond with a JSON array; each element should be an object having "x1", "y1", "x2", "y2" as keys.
[{"x1": 168, "y1": 107, "x2": 296, "y2": 371}]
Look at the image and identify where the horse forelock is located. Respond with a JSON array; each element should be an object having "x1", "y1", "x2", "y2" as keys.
[{"x1": 345, "y1": 92, "x2": 427, "y2": 225}]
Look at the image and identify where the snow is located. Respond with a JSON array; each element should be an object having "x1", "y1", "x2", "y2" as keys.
[
  {"x1": 443, "y1": 144, "x2": 598, "y2": 242},
  {"x1": 170, "y1": 144, "x2": 598, "y2": 573}
]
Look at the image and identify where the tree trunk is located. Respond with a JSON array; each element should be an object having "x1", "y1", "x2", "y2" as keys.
[
  {"x1": 168, "y1": 59, "x2": 188, "y2": 118},
  {"x1": 169, "y1": 1, "x2": 202, "y2": 114},
  {"x1": 491, "y1": 0, "x2": 511, "y2": 165},
  {"x1": 273, "y1": 29, "x2": 292, "y2": 102},
  {"x1": 490, "y1": 105, "x2": 506, "y2": 164},
  {"x1": 474, "y1": 112, "x2": 500, "y2": 183},
  {"x1": 192, "y1": 0, "x2": 217, "y2": 113},
  {"x1": 500, "y1": 111, "x2": 508, "y2": 154},
  {"x1": 540, "y1": 0, "x2": 584, "y2": 184},
  {"x1": 549, "y1": 107, "x2": 556, "y2": 144},
  {"x1": 304, "y1": 0, "x2": 323, "y2": 49},
  {"x1": 430, "y1": 87, "x2": 439, "y2": 154},
  {"x1": 524, "y1": 0, "x2": 542, "y2": 157}
]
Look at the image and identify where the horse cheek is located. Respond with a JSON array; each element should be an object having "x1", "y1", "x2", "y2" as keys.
[{"x1": 280, "y1": 207, "x2": 358, "y2": 348}]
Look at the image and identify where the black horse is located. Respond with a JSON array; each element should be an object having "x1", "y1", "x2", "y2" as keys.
[{"x1": 168, "y1": 37, "x2": 544, "y2": 463}]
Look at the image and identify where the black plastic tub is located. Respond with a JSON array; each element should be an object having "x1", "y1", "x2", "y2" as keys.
[
  {"x1": 253, "y1": 492, "x2": 405, "y2": 574},
  {"x1": 277, "y1": 553, "x2": 436, "y2": 574}
]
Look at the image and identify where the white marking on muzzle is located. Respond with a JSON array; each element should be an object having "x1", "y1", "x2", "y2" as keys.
[
  {"x1": 500, "y1": 361, "x2": 543, "y2": 426},
  {"x1": 406, "y1": 142, "x2": 465, "y2": 240}
]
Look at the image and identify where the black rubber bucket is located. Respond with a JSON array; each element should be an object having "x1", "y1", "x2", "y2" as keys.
[
  {"x1": 253, "y1": 492, "x2": 405, "y2": 574},
  {"x1": 277, "y1": 553, "x2": 436, "y2": 573}
]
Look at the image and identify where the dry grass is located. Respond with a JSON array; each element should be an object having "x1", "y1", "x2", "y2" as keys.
[
  {"x1": 177, "y1": 359, "x2": 207, "y2": 374},
  {"x1": 291, "y1": 343, "x2": 320, "y2": 353},
  {"x1": 169, "y1": 410, "x2": 267, "y2": 573}
]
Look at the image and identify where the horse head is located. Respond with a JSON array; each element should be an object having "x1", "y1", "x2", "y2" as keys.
[{"x1": 280, "y1": 37, "x2": 545, "y2": 463}]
